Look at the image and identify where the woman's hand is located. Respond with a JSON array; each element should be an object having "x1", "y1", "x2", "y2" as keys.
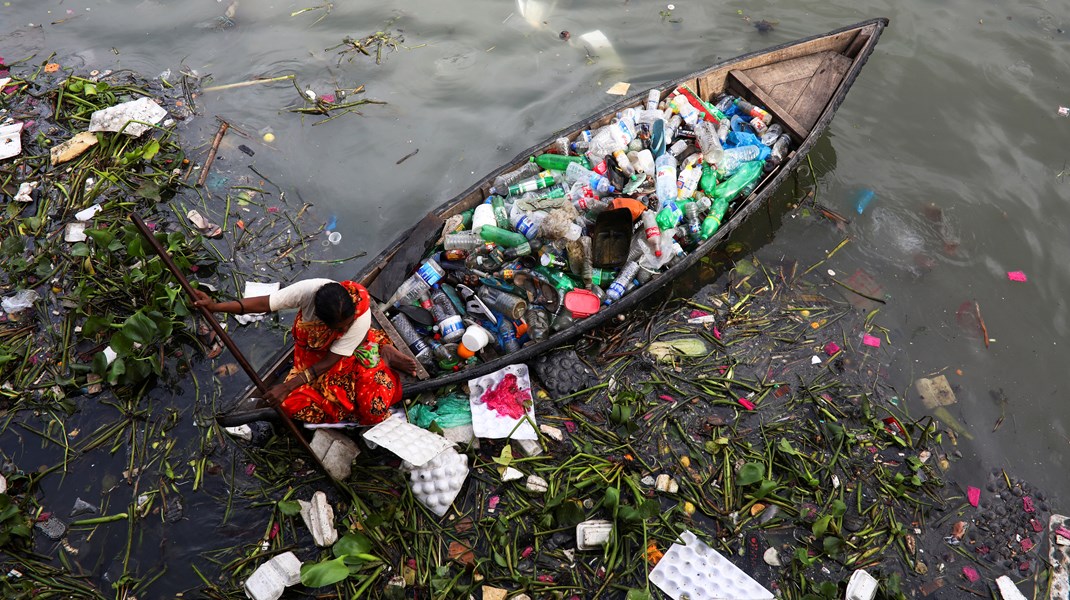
[
  {"x1": 382, "y1": 344, "x2": 419, "y2": 376},
  {"x1": 191, "y1": 289, "x2": 217, "y2": 311},
  {"x1": 264, "y1": 382, "x2": 293, "y2": 406}
]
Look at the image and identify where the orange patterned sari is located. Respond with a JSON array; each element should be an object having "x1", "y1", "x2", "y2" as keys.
[{"x1": 279, "y1": 281, "x2": 401, "y2": 425}]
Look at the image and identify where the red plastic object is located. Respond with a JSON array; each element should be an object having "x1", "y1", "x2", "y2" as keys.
[{"x1": 564, "y1": 289, "x2": 601, "y2": 318}]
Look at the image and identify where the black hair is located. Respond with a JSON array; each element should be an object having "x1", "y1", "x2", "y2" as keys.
[{"x1": 314, "y1": 282, "x2": 355, "y2": 328}]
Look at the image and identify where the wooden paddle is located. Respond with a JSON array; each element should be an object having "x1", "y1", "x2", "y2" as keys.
[{"x1": 129, "y1": 213, "x2": 338, "y2": 481}]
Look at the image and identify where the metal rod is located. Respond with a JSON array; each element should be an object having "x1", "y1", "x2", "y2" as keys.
[{"x1": 129, "y1": 212, "x2": 336, "y2": 480}]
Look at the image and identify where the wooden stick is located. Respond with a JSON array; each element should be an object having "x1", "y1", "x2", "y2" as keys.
[
  {"x1": 197, "y1": 120, "x2": 229, "y2": 188},
  {"x1": 974, "y1": 301, "x2": 989, "y2": 348},
  {"x1": 202, "y1": 74, "x2": 295, "y2": 92},
  {"x1": 129, "y1": 213, "x2": 338, "y2": 481}
]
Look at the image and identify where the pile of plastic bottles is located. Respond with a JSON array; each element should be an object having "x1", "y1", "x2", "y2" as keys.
[{"x1": 384, "y1": 85, "x2": 791, "y2": 375}]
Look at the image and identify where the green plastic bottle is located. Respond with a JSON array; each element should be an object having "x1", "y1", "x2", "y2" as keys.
[
  {"x1": 507, "y1": 175, "x2": 555, "y2": 197},
  {"x1": 712, "y1": 161, "x2": 763, "y2": 202},
  {"x1": 480, "y1": 225, "x2": 529, "y2": 248},
  {"x1": 534, "y1": 266, "x2": 578, "y2": 292},
  {"x1": 460, "y1": 208, "x2": 474, "y2": 230},
  {"x1": 490, "y1": 196, "x2": 509, "y2": 228},
  {"x1": 590, "y1": 267, "x2": 617, "y2": 287},
  {"x1": 699, "y1": 197, "x2": 730, "y2": 240},
  {"x1": 699, "y1": 163, "x2": 718, "y2": 195},
  {"x1": 534, "y1": 153, "x2": 589, "y2": 171},
  {"x1": 655, "y1": 201, "x2": 685, "y2": 230}
]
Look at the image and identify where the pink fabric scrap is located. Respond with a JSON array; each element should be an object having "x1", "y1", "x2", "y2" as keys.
[
  {"x1": 481, "y1": 373, "x2": 531, "y2": 419},
  {"x1": 487, "y1": 495, "x2": 500, "y2": 511},
  {"x1": 962, "y1": 566, "x2": 980, "y2": 582},
  {"x1": 862, "y1": 333, "x2": 881, "y2": 348},
  {"x1": 1007, "y1": 271, "x2": 1028, "y2": 282},
  {"x1": 269, "y1": 522, "x2": 280, "y2": 540},
  {"x1": 320, "y1": 93, "x2": 336, "y2": 104},
  {"x1": 1021, "y1": 538, "x2": 1034, "y2": 552},
  {"x1": 563, "y1": 420, "x2": 577, "y2": 433},
  {"x1": 659, "y1": 394, "x2": 675, "y2": 403},
  {"x1": 689, "y1": 309, "x2": 709, "y2": 319},
  {"x1": 1023, "y1": 496, "x2": 1036, "y2": 513},
  {"x1": 824, "y1": 342, "x2": 841, "y2": 356},
  {"x1": 967, "y1": 486, "x2": 980, "y2": 507},
  {"x1": 537, "y1": 574, "x2": 554, "y2": 583},
  {"x1": 737, "y1": 397, "x2": 756, "y2": 411},
  {"x1": 245, "y1": 463, "x2": 256, "y2": 476},
  {"x1": 713, "y1": 327, "x2": 722, "y2": 340},
  {"x1": 521, "y1": 546, "x2": 534, "y2": 559},
  {"x1": 1031, "y1": 518, "x2": 1044, "y2": 533}
]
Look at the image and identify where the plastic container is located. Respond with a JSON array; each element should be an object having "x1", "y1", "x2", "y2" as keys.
[
  {"x1": 472, "y1": 203, "x2": 496, "y2": 232},
  {"x1": 654, "y1": 152, "x2": 678, "y2": 208},
  {"x1": 564, "y1": 289, "x2": 601, "y2": 318},
  {"x1": 590, "y1": 208, "x2": 634, "y2": 268},
  {"x1": 457, "y1": 325, "x2": 490, "y2": 359}
]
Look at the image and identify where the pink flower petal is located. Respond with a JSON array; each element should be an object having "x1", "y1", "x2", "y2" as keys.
[
  {"x1": 689, "y1": 309, "x2": 709, "y2": 318},
  {"x1": 967, "y1": 486, "x2": 980, "y2": 507},
  {"x1": 487, "y1": 496, "x2": 500, "y2": 511},
  {"x1": 737, "y1": 398, "x2": 756, "y2": 411},
  {"x1": 1007, "y1": 271, "x2": 1028, "y2": 282},
  {"x1": 713, "y1": 327, "x2": 722, "y2": 340},
  {"x1": 659, "y1": 394, "x2": 675, "y2": 403},
  {"x1": 521, "y1": 546, "x2": 534, "y2": 558},
  {"x1": 962, "y1": 566, "x2": 979, "y2": 582},
  {"x1": 1023, "y1": 496, "x2": 1035, "y2": 513},
  {"x1": 862, "y1": 333, "x2": 881, "y2": 348},
  {"x1": 563, "y1": 421, "x2": 577, "y2": 433},
  {"x1": 1021, "y1": 538, "x2": 1034, "y2": 552},
  {"x1": 245, "y1": 463, "x2": 256, "y2": 476},
  {"x1": 824, "y1": 342, "x2": 841, "y2": 356}
]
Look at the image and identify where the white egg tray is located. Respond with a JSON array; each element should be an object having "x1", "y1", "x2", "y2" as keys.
[
  {"x1": 1050, "y1": 514, "x2": 1070, "y2": 600},
  {"x1": 467, "y1": 364, "x2": 537, "y2": 440},
  {"x1": 404, "y1": 446, "x2": 469, "y2": 517},
  {"x1": 235, "y1": 281, "x2": 280, "y2": 325},
  {"x1": 649, "y1": 530, "x2": 774, "y2": 600},
  {"x1": 363, "y1": 414, "x2": 453, "y2": 467}
]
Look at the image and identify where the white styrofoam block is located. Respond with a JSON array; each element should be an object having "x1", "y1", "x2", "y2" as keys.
[
  {"x1": 468, "y1": 364, "x2": 537, "y2": 440},
  {"x1": 404, "y1": 446, "x2": 468, "y2": 517},
  {"x1": 0, "y1": 122, "x2": 22, "y2": 160},
  {"x1": 649, "y1": 531, "x2": 774, "y2": 600},
  {"x1": 363, "y1": 414, "x2": 452, "y2": 467},
  {"x1": 996, "y1": 576, "x2": 1028, "y2": 600},
  {"x1": 516, "y1": 438, "x2": 543, "y2": 457},
  {"x1": 298, "y1": 491, "x2": 338, "y2": 547},
  {"x1": 89, "y1": 97, "x2": 167, "y2": 137},
  {"x1": 525, "y1": 475, "x2": 548, "y2": 494},
  {"x1": 235, "y1": 281, "x2": 281, "y2": 325},
  {"x1": 310, "y1": 429, "x2": 360, "y2": 481},
  {"x1": 65, "y1": 222, "x2": 87, "y2": 243},
  {"x1": 1050, "y1": 514, "x2": 1070, "y2": 600},
  {"x1": 501, "y1": 467, "x2": 524, "y2": 482},
  {"x1": 576, "y1": 520, "x2": 613, "y2": 550},
  {"x1": 75, "y1": 204, "x2": 102, "y2": 221},
  {"x1": 224, "y1": 425, "x2": 253, "y2": 441},
  {"x1": 846, "y1": 569, "x2": 878, "y2": 600},
  {"x1": 539, "y1": 424, "x2": 563, "y2": 441},
  {"x1": 244, "y1": 551, "x2": 302, "y2": 600}
]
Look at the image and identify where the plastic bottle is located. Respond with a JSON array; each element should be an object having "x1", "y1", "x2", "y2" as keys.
[
  {"x1": 480, "y1": 224, "x2": 529, "y2": 248},
  {"x1": 491, "y1": 196, "x2": 510, "y2": 228},
  {"x1": 713, "y1": 160, "x2": 764, "y2": 202},
  {"x1": 677, "y1": 159, "x2": 701, "y2": 200},
  {"x1": 655, "y1": 200, "x2": 683, "y2": 230},
  {"x1": 444, "y1": 231, "x2": 482, "y2": 252},
  {"x1": 734, "y1": 99, "x2": 772, "y2": 123},
  {"x1": 714, "y1": 94, "x2": 735, "y2": 113},
  {"x1": 564, "y1": 162, "x2": 615, "y2": 194},
  {"x1": 682, "y1": 201, "x2": 702, "y2": 243},
  {"x1": 640, "y1": 210, "x2": 662, "y2": 257},
  {"x1": 416, "y1": 289, "x2": 434, "y2": 311},
  {"x1": 611, "y1": 149, "x2": 636, "y2": 177},
  {"x1": 590, "y1": 267, "x2": 617, "y2": 288},
  {"x1": 534, "y1": 153, "x2": 588, "y2": 171},
  {"x1": 507, "y1": 175, "x2": 555, "y2": 197},
  {"x1": 631, "y1": 149, "x2": 655, "y2": 177},
  {"x1": 525, "y1": 307, "x2": 550, "y2": 342},
  {"x1": 604, "y1": 261, "x2": 640, "y2": 305},
  {"x1": 646, "y1": 89, "x2": 661, "y2": 111},
  {"x1": 456, "y1": 325, "x2": 491, "y2": 359},
  {"x1": 385, "y1": 259, "x2": 446, "y2": 306},
  {"x1": 766, "y1": 134, "x2": 790, "y2": 170},
  {"x1": 553, "y1": 136, "x2": 571, "y2": 156},
  {"x1": 700, "y1": 197, "x2": 730, "y2": 239},
  {"x1": 391, "y1": 313, "x2": 432, "y2": 362},
  {"x1": 699, "y1": 163, "x2": 718, "y2": 195},
  {"x1": 478, "y1": 286, "x2": 528, "y2": 320},
  {"x1": 760, "y1": 124, "x2": 783, "y2": 146},
  {"x1": 534, "y1": 266, "x2": 578, "y2": 292},
  {"x1": 472, "y1": 203, "x2": 496, "y2": 232},
  {"x1": 667, "y1": 139, "x2": 689, "y2": 159},
  {"x1": 503, "y1": 238, "x2": 538, "y2": 259},
  {"x1": 718, "y1": 145, "x2": 762, "y2": 177},
  {"x1": 669, "y1": 96, "x2": 700, "y2": 126},
  {"x1": 694, "y1": 120, "x2": 724, "y2": 166},
  {"x1": 508, "y1": 204, "x2": 547, "y2": 240},
  {"x1": 638, "y1": 227, "x2": 676, "y2": 270},
  {"x1": 492, "y1": 161, "x2": 540, "y2": 194},
  {"x1": 495, "y1": 316, "x2": 522, "y2": 354},
  {"x1": 653, "y1": 151, "x2": 678, "y2": 209}
]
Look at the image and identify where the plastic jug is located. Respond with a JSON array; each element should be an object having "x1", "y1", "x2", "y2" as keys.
[{"x1": 457, "y1": 325, "x2": 491, "y2": 359}]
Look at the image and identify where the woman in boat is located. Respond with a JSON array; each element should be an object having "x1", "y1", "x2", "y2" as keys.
[{"x1": 193, "y1": 279, "x2": 419, "y2": 425}]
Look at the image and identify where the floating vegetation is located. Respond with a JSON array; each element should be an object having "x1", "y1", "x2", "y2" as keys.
[{"x1": 328, "y1": 27, "x2": 407, "y2": 65}]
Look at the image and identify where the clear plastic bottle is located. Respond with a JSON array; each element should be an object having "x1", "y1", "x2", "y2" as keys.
[
  {"x1": 667, "y1": 139, "x2": 689, "y2": 158},
  {"x1": 694, "y1": 120, "x2": 724, "y2": 166},
  {"x1": 760, "y1": 124, "x2": 784, "y2": 146},
  {"x1": 444, "y1": 231, "x2": 482, "y2": 251},
  {"x1": 611, "y1": 149, "x2": 636, "y2": 177},
  {"x1": 767, "y1": 134, "x2": 791, "y2": 169},
  {"x1": 665, "y1": 114, "x2": 682, "y2": 144},
  {"x1": 646, "y1": 89, "x2": 661, "y2": 111},
  {"x1": 677, "y1": 158, "x2": 701, "y2": 200},
  {"x1": 631, "y1": 149, "x2": 656, "y2": 177},
  {"x1": 682, "y1": 201, "x2": 702, "y2": 243},
  {"x1": 718, "y1": 145, "x2": 762, "y2": 176},
  {"x1": 669, "y1": 96, "x2": 700, "y2": 126},
  {"x1": 714, "y1": 94, "x2": 735, "y2": 113},
  {"x1": 654, "y1": 152, "x2": 678, "y2": 209},
  {"x1": 735, "y1": 99, "x2": 772, "y2": 124},
  {"x1": 386, "y1": 259, "x2": 445, "y2": 307},
  {"x1": 640, "y1": 209, "x2": 662, "y2": 258},
  {"x1": 564, "y1": 162, "x2": 615, "y2": 194},
  {"x1": 391, "y1": 313, "x2": 432, "y2": 363},
  {"x1": 604, "y1": 261, "x2": 640, "y2": 305},
  {"x1": 492, "y1": 161, "x2": 540, "y2": 195},
  {"x1": 431, "y1": 289, "x2": 465, "y2": 343},
  {"x1": 509, "y1": 204, "x2": 547, "y2": 240}
]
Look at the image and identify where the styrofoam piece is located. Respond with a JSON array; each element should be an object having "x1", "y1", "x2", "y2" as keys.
[
  {"x1": 89, "y1": 97, "x2": 167, "y2": 137},
  {"x1": 441, "y1": 424, "x2": 475, "y2": 445},
  {"x1": 540, "y1": 424, "x2": 563, "y2": 441},
  {"x1": 994, "y1": 575, "x2": 1027, "y2": 600},
  {"x1": 65, "y1": 222, "x2": 86, "y2": 242},
  {"x1": 1050, "y1": 514, "x2": 1070, "y2": 600},
  {"x1": 649, "y1": 530, "x2": 774, "y2": 600},
  {"x1": 655, "y1": 474, "x2": 679, "y2": 493},
  {"x1": 501, "y1": 467, "x2": 524, "y2": 482},
  {"x1": 846, "y1": 569, "x2": 878, "y2": 600},
  {"x1": 75, "y1": 204, "x2": 102, "y2": 221},
  {"x1": 35, "y1": 515, "x2": 66, "y2": 540},
  {"x1": 13, "y1": 180, "x2": 36, "y2": 202},
  {"x1": 404, "y1": 446, "x2": 468, "y2": 517},
  {"x1": 310, "y1": 429, "x2": 360, "y2": 481},
  {"x1": 244, "y1": 551, "x2": 302, "y2": 600},
  {"x1": 0, "y1": 475, "x2": 6, "y2": 494},
  {"x1": 468, "y1": 364, "x2": 537, "y2": 440},
  {"x1": 234, "y1": 281, "x2": 281, "y2": 325},
  {"x1": 576, "y1": 520, "x2": 613, "y2": 550},
  {"x1": 225, "y1": 425, "x2": 253, "y2": 441},
  {"x1": 102, "y1": 346, "x2": 117, "y2": 365},
  {"x1": 516, "y1": 438, "x2": 543, "y2": 456},
  {"x1": 525, "y1": 475, "x2": 548, "y2": 493},
  {"x1": 298, "y1": 491, "x2": 338, "y2": 547},
  {"x1": 363, "y1": 414, "x2": 452, "y2": 467},
  {"x1": 0, "y1": 122, "x2": 23, "y2": 160}
]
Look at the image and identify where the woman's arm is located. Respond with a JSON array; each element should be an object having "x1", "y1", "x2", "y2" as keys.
[
  {"x1": 263, "y1": 352, "x2": 345, "y2": 405},
  {"x1": 192, "y1": 289, "x2": 271, "y2": 315}
]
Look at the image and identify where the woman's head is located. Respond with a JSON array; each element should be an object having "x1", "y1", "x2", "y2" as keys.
[{"x1": 314, "y1": 282, "x2": 356, "y2": 332}]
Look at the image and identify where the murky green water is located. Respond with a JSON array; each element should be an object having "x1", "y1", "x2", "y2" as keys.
[{"x1": 4, "y1": 0, "x2": 1070, "y2": 596}]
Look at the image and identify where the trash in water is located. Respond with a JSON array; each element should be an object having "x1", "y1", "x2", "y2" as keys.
[
  {"x1": 1007, "y1": 270, "x2": 1028, "y2": 282},
  {"x1": 64, "y1": 222, "x2": 87, "y2": 242},
  {"x1": 861, "y1": 333, "x2": 881, "y2": 348},
  {"x1": 74, "y1": 204, "x2": 103, "y2": 221},
  {"x1": 88, "y1": 97, "x2": 167, "y2": 136},
  {"x1": 649, "y1": 530, "x2": 774, "y2": 600},
  {"x1": 186, "y1": 209, "x2": 222, "y2": 238},
  {"x1": 914, "y1": 374, "x2": 957, "y2": 409},
  {"x1": 1059, "y1": 106, "x2": 1070, "y2": 117},
  {"x1": 606, "y1": 82, "x2": 631, "y2": 96},
  {"x1": 2, "y1": 290, "x2": 39, "y2": 314},
  {"x1": 967, "y1": 485, "x2": 980, "y2": 506},
  {"x1": 468, "y1": 364, "x2": 537, "y2": 440},
  {"x1": 49, "y1": 131, "x2": 98, "y2": 166},
  {"x1": 853, "y1": 187, "x2": 875, "y2": 214},
  {"x1": 233, "y1": 281, "x2": 280, "y2": 325},
  {"x1": 362, "y1": 414, "x2": 453, "y2": 467},
  {"x1": 13, "y1": 180, "x2": 37, "y2": 202},
  {"x1": 404, "y1": 446, "x2": 468, "y2": 517},
  {"x1": 244, "y1": 551, "x2": 302, "y2": 600},
  {"x1": 846, "y1": 569, "x2": 878, "y2": 600},
  {"x1": 298, "y1": 491, "x2": 338, "y2": 547},
  {"x1": 0, "y1": 121, "x2": 23, "y2": 160}
]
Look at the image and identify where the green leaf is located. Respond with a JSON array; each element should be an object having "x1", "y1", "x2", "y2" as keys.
[
  {"x1": 106, "y1": 357, "x2": 126, "y2": 385},
  {"x1": 141, "y1": 139, "x2": 160, "y2": 161},
  {"x1": 83, "y1": 82, "x2": 97, "y2": 96},
  {"x1": 554, "y1": 500, "x2": 585, "y2": 528},
  {"x1": 333, "y1": 532, "x2": 373, "y2": 558},
  {"x1": 831, "y1": 499, "x2": 847, "y2": 517},
  {"x1": 812, "y1": 515, "x2": 831, "y2": 538},
  {"x1": 603, "y1": 487, "x2": 620, "y2": 512},
  {"x1": 92, "y1": 350, "x2": 109, "y2": 376},
  {"x1": 277, "y1": 500, "x2": 301, "y2": 515},
  {"x1": 86, "y1": 229, "x2": 115, "y2": 248},
  {"x1": 492, "y1": 445, "x2": 513, "y2": 467},
  {"x1": 121, "y1": 310, "x2": 158, "y2": 345},
  {"x1": 736, "y1": 462, "x2": 764, "y2": 486},
  {"x1": 300, "y1": 556, "x2": 350, "y2": 587},
  {"x1": 626, "y1": 590, "x2": 654, "y2": 600},
  {"x1": 70, "y1": 242, "x2": 91, "y2": 257},
  {"x1": 753, "y1": 479, "x2": 777, "y2": 499},
  {"x1": 822, "y1": 535, "x2": 843, "y2": 555},
  {"x1": 778, "y1": 438, "x2": 797, "y2": 456}
]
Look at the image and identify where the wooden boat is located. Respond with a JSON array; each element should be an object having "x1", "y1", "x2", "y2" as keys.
[{"x1": 231, "y1": 18, "x2": 888, "y2": 412}]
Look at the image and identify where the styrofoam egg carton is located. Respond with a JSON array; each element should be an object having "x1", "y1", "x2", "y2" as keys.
[
  {"x1": 846, "y1": 569, "x2": 877, "y2": 600},
  {"x1": 467, "y1": 364, "x2": 537, "y2": 440},
  {"x1": 244, "y1": 551, "x2": 302, "y2": 600},
  {"x1": 649, "y1": 530, "x2": 774, "y2": 600},
  {"x1": 404, "y1": 446, "x2": 468, "y2": 517},
  {"x1": 364, "y1": 413, "x2": 453, "y2": 467}
]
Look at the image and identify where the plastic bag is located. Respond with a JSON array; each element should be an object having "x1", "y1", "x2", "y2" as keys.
[
  {"x1": 1, "y1": 289, "x2": 39, "y2": 314},
  {"x1": 408, "y1": 394, "x2": 473, "y2": 429}
]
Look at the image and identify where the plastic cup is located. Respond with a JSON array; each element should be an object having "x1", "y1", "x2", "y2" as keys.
[{"x1": 327, "y1": 231, "x2": 342, "y2": 245}]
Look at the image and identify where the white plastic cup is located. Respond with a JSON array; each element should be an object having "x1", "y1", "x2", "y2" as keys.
[
  {"x1": 327, "y1": 231, "x2": 342, "y2": 245},
  {"x1": 472, "y1": 203, "x2": 496, "y2": 233}
]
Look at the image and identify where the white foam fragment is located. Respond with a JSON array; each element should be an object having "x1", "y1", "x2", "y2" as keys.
[
  {"x1": 309, "y1": 429, "x2": 360, "y2": 481},
  {"x1": 501, "y1": 467, "x2": 524, "y2": 482},
  {"x1": 298, "y1": 491, "x2": 338, "y2": 547},
  {"x1": 13, "y1": 181, "x2": 36, "y2": 202},
  {"x1": 0, "y1": 122, "x2": 23, "y2": 160},
  {"x1": 244, "y1": 551, "x2": 302, "y2": 600},
  {"x1": 1050, "y1": 514, "x2": 1070, "y2": 600},
  {"x1": 224, "y1": 425, "x2": 253, "y2": 441},
  {"x1": 649, "y1": 530, "x2": 774, "y2": 600},
  {"x1": 404, "y1": 446, "x2": 468, "y2": 517},
  {"x1": 89, "y1": 97, "x2": 167, "y2": 137},
  {"x1": 234, "y1": 281, "x2": 281, "y2": 325},
  {"x1": 65, "y1": 222, "x2": 86, "y2": 242},
  {"x1": 576, "y1": 520, "x2": 613, "y2": 550},
  {"x1": 75, "y1": 204, "x2": 103, "y2": 221},
  {"x1": 996, "y1": 576, "x2": 1028, "y2": 600},
  {"x1": 363, "y1": 414, "x2": 452, "y2": 467},
  {"x1": 846, "y1": 569, "x2": 878, "y2": 600},
  {"x1": 468, "y1": 364, "x2": 537, "y2": 440}
]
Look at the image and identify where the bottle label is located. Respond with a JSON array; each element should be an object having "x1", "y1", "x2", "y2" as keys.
[
  {"x1": 417, "y1": 260, "x2": 444, "y2": 286},
  {"x1": 409, "y1": 338, "x2": 430, "y2": 356},
  {"x1": 645, "y1": 226, "x2": 660, "y2": 240},
  {"x1": 608, "y1": 282, "x2": 626, "y2": 298},
  {"x1": 516, "y1": 217, "x2": 538, "y2": 239},
  {"x1": 439, "y1": 315, "x2": 464, "y2": 339}
]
